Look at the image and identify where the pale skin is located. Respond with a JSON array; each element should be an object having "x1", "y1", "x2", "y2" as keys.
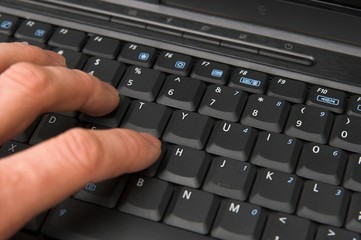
[{"x1": 0, "y1": 43, "x2": 161, "y2": 239}]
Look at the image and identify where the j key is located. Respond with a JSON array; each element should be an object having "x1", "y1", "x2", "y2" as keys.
[
  {"x1": 316, "y1": 225, "x2": 360, "y2": 240},
  {"x1": 267, "y1": 77, "x2": 307, "y2": 103},
  {"x1": 345, "y1": 193, "x2": 361, "y2": 234},
  {"x1": 347, "y1": 95, "x2": 361, "y2": 117},
  {"x1": 164, "y1": 187, "x2": 219, "y2": 234},
  {"x1": 118, "y1": 66, "x2": 165, "y2": 101},
  {"x1": 74, "y1": 176, "x2": 128, "y2": 208},
  {"x1": 330, "y1": 115, "x2": 361, "y2": 153},
  {"x1": 198, "y1": 85, "x2": 247, "y2": 122},
  {"x1": 343, "y1": 154, "x2": 361, "y2": 192},
  {"x1": 0, "y1": 141, "x2": 30, "y2": 158},
  {"x1": 29, "y1": 114, "x2": 78, "y2": 145},
  {"x1": 211, "y1": 200, "x2": 267, "y2": 240},
  {"x1": 118, "y1": 43, "x2": 156, "y2": 67},
  {"x1": 154, "y1": 51, "x2": 192, "y2": 76},
  {"x1": 296, "y1": 143, "x2": 347, "y2": 185},
  {"x1": 206, "y1": 121, "x2": 257, "y2": 161},
  {"x1": 251, "y1": 131, "x2": 302, "y2": 173},
  {"x1": 0, "y1": 14, "x2": 19, "y2": 35},
  {"x1": 307, "y1": 86, "x2": 346, "y2": 113},
  {"x1": 249, "y1": 168, "x2": 303, "y2": 213},
  {"x1": 297, "y1": 180, "x2": 351, "y2": 227},
  {"x1": 53, "y1": 48, "x2": 87, "y2": 69},
  {"x1": 157, "y1": 75, "x2": 206, "y2": 111},
  {"x1": 121, "y1": 100, "x2": 172, "y2": 138},
  {"x1": 241, "y1": 94, "x2": 290, "y2": 133},
  {"x1": 285, "y1": 104, "x2": 334, "y2": 144},
  {"x1": 191, "y1": 60, "x2": 230, "y2": 84},
  {"x1": 262, "y1": 213, "x2": 316, "y2": 240},
  {"x1": 118, "y1": 176, "x2": 173, "y2": 221},
  {"x1": 203, "y1": 157, "x2": 256, "y2": 201},
  {"x1": 162, "y1": 110, "x2": 213, "y2": 149},
  {"x1": 14, "y1": 20, "x2": 52, "y2": 43},
  {"x1": 48, "y1": 27, "x2": 87, "y2": 51},
  {"x1": 158, "y1": 145, "x2": 211, "y2": 188},
  {"x1": 82, "y1": 35, "x2": 121, "y2": 59},
  {"x1": 228, "y1": 68, "x2": 268, "y2": 94},
  {"x1": 82, "y1": 57, "x2": 126, "y2": 87}
]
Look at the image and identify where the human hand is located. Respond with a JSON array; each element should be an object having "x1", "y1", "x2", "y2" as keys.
[{"x1": 0, "y1": 43, "x2": 161, "y2": 238}]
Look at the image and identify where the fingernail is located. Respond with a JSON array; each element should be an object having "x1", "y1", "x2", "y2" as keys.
[
  {"x1": 45, "y1": 50, "x2": 67, "y2": 67},
  {"x1": 139, "y1": 132, "x2": 161, "y2": 150},
  {"x1": 103, "y1": 82, "x2": 120, "y2": 98}
]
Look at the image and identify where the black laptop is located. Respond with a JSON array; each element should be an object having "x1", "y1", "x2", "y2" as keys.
[{"x1": 1, "y1": 0, "x2": 361, "y2": 239}]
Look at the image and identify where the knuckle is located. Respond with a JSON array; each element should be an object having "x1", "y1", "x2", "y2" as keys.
[{"x1": 73, "y1": 69, "x2": 100, "y2": 92}]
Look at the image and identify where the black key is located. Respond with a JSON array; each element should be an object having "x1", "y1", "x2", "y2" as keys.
[
  {"x1": 285, "y1": 104, "x2": 334, "y2": 144},
  {"x1": 211, "y1": 200, "x2": 267, "y2": 240},
  {"x1": 120, "y1": 100, "x2": 172, "y2": 138},
  {"x1": 0, "y1": 33, "x2": 8, "y2": 42},
  {"x1": 330, "y1": 115, "x2": 361, "y2": 153},
  {"x1": 118, "y1": 176, "x2": 173, "y2": 221},
  {"x1": 82, "y1": 35, "x2": 121, "y2": 59},
  {"x1": 345, "y1": 193, "x2": 361, "y2": 234},
  {"x1": 249, "y1": 168, "x2": 303, "y2": 213},
  {"x1": 42, "y1": 198, "x2": 216, "y2": 240},
  {"x1": 82, "y1": 57, "x2": 126, "y2": 86},
  {"x1": 29, "y1": 114, "x2": 78, "y2": 145},
  {"x1": 48, "y1": 27, "x2": 87, "y2": 51},
  {"x1": 14, "y1": 20, "x2": 52, "y2": 43},
  {"x1": 0, "y1": 141, "x2": 30, "y2": 158},
  {"x1": 203, "y1": 157, "x2": 256, "y2": 201},
  {"x1": 164, "y1": 187, "x2": 219, "y2": 234},
  {"x1": 12, "y1": 118, "x2": 40, "y2": 143},
  {"x1": 241, "y1": 94, "x2": 290, "y2": 133},
  {"x1": 198, "y1": 85, "x2": 247, "y2": 122},
  {"x1": 157, "y1": 75, "x2": 206, "y2": 111},
  {"x1": 297, "y1": 180, "x2": 351, "y2": 226},
  {"x1": 118, "y1": 66, "x2": 165, "y2": 101},
  {"x1": 251, "y1": 131, "x2": 302, "y2": 173},
  {"x1": 296, "y1": 143, "x2": 347, "y2": 185},
  {"x1": 53, "y1": 48, "x2": 87, "y2": 69},
  {"x1": 191, "y1": 60, "x2": 230, "y2": 84},
  {"x1": 228, "y1": 68, "x2": 268, "y2": 94},
  {"x1": 307, "y1": 86, "x2": 346, "y2": 113},
  {"x1": 267, "y1": 77, "x2": 307, "y2": 103},
  {"x1": 343, "y1": 154, "x2": 361, "y2": 192},
  {"x1": 347, "y1": 95, "x2": 361, "y2": 117},
  {"x1": 206, "y1": 121, "x2": 257, "y2": 161},
  {"x1": 316, "y1": 225, "x2": 360, "y2": 240},
  {"x1": 24, "y1": 212, "x2": 48, "y2": 232},
  {"x1": 74, "y1": 176, "x2": 128, "y2": 208},
  {"x1": 162, "y1": 110, "x2": 213, "y2": 149},
  {"x1": 118, "y1": 43, "x2": 156, "y2": 67},
  {"x1": 13, "y1": 38, "x2": 46, "y2": 49},
  {"x1": 154, "y1": 51, "x2": 192, "y2": 76},
  {"x1": 262, "y1": 213, "x2": 317, "y2": 240},
  {"x1": 158, "y1": 145, "x2": 211, "y2": 188},
  {"x1": 0, "y1": 14, "x2": 19, "y2": 35}
]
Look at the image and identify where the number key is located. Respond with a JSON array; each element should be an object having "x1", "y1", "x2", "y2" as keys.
[{"x1": 330, "y1": 115, "x2": 361, "y2": 153}]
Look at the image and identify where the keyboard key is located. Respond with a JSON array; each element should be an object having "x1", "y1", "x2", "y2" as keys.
[
  {"x1": 82, "y1": 35, "x2": 121, "y2": 59},
  {"x1": 24, "y1": 212, "x2": 48, "y2": 232},
  {"x1": 345, "y1": 193, "x2": 361, "y2": 234},
  {"x1": 164, "y1": 187, "x2": 219, "y2": 234},
  {"x1": 203, "y1": 157, "x2": 256, "y2": 201},
  {"x1": 241, "y1": 94, "x2": 290, "y2": 133},
  {"x1": 118, "y1": 43, "x2": 156, "y2": 67},
  {"x1": 0, "y1": 33, "x2": 8, "y2": 42},
  {"x1": 53, "y1": 48, "x2": 87, "y2": 69},
  {"x1": 121, "y1": 100, "x2": 172, "y2": 138},
  {"x1": 198, "y1": 85, "x2": 247, "y2": 122},
  {"x1": 307, "y1": 86, "x2": 346, "y2": 113},
  {"x1": 162, "y1": 110, "x2": 213, "y2": 149},
  {"x1": 0, "y1": 141, "x2": 30, "y2": 158},
  {"x1": 48, "y1": 27, "x2": 87, "y2": 51},
  {"x1": 206, "y1": 121, "x2": 257, "y2": 161},
  {"x1": 330, "y1": 115, "x2": 361, "y2": 153},
  {"x1": 118, "y1": 66, "x2": 165, "y2": 101},
  {"x1": 157, "y1": 75, "x2": 206, "y2": 111},
  {"x1": 191, "y1": 60, "x2": 230, "y2": 84},
  {"x1": 249, "y1": 168, "x2": 303, "y2": 213},
  {"x1": 296, "y1": 143, "x2": 347, "y2": 185},
  {"x1": 343, "y1": 154, "x2": 361, "y2": 192},
  {"x1": 262, "y1": 213, "x2": 316, "y2": 240},
  {"x1": 154, "y1": 51, "x2": 192, "y2": 76},
  {"x1": 211, "y1": 200, "x2": 267, "y2": 240},
  {"x1": 267, "y1": 77, "x2": 307, "y2": 103},
  {"x1": 285, "y1": 104, "x2": 334, "y2": 144},
  {"x1": 158, "y1": 145, "x2": 211, "y2": 188},
  {"x1": 14, "y1": 20, "x2": 52, "y2": 43},
  {"x1": 251, "y1": 131, "x2": 302, "y2": 173},
  {"x1": 118, "y1": 176, "x2": 173, "y2": 221},
  {"x1": 0, "y1": 14, "x2": 19, "y2": 35},
  {"x1": 347, "y1": 95, "x2": 361, "y2": 117},
  {"x1": 297, "y1": 180, "x2": 351, "y2": 227},
  {"x1": 13, "y1": 38, "x2": 46, "y2": 48},
  {"x1": 12, "y1": 118, "x2": 40, "y2": 143},
  {"x1": 228, "y1": 68, "x2": 268, "y2": 94},
  {"x1": 316, "y1": 225, "x2": 361, "y2": 240}
]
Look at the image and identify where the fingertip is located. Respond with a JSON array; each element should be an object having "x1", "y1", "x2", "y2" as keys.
[{"x1": 138, "y1": 132, "x2": 162, "y2": 151}]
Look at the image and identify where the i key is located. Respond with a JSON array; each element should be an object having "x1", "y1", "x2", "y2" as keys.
[{"x1": 330, "y1": 115, "x2": 361, "y2": 153}]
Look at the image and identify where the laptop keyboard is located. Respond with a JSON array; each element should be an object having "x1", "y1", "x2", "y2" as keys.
[{"x1": 1, "y1": 13, "x2": 361, "y2": 240}]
